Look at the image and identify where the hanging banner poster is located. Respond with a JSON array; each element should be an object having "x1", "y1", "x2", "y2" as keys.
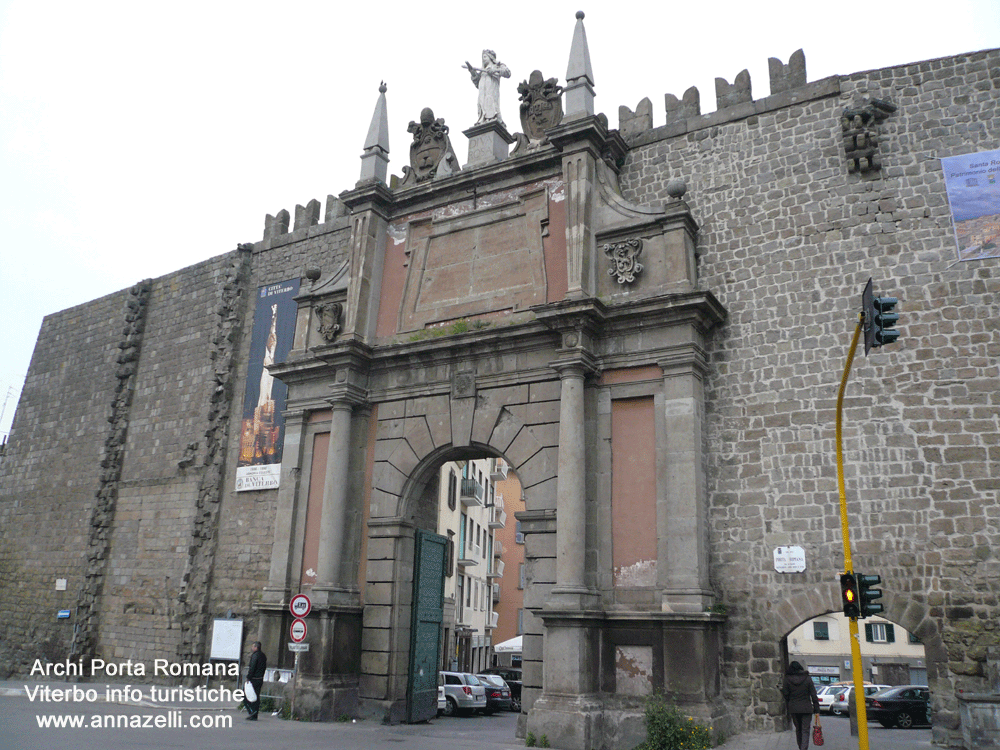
[
  {"x1": 235, "y1": 279, "x2": 300, "y2": 491},
  {"x1": 941, "y1": 148, "x2": 1000, "y2": 261}
]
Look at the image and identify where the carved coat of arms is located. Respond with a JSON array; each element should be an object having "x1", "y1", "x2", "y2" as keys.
[
  {"x1": 315, "y1": 301, "x2": 342, "y2": 343},
  {"x1": 518, "y1": 70, "x2": 563, "y2": 141},
  {"x1": 401, "y1": 108, "x2": 459, "y2": 186}
]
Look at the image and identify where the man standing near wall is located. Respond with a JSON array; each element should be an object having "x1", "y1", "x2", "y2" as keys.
[{"x1": 245, "y1": 641, "x2": 267, "y2": 720}]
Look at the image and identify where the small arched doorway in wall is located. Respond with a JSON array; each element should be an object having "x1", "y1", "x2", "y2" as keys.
[
  {"x1": 785, "y1": 611, "x2": 929, "y2": 689},
  {"x1": 362, "y1": 439, "x2": 534, "y2": 724},
  {"x1": 778, "y1": 607, "x2": 940, "y2": 732}
]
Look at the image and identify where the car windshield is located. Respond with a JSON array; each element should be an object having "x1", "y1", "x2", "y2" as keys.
[{"x1": 465, "y1": 675, "x2": 481, "y2": 686}]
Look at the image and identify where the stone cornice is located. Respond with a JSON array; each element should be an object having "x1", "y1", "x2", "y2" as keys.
[
  {"x1": 386, "y1": 148, "x2": 565, "y2": 217},
  {"x1": 533, "y1": 609, "x2": 727, "y2": 626},
  {"x1": 546, "y1": 116, "x2": 627, "y2": 167},
  {"x1": 338, "y1": 180, "x2": 394, "y2": 217}
]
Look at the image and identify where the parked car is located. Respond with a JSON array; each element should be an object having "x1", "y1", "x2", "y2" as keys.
[
  {"x1": 816, "y1": 685, "x2": 841, "y2": 714},
  {"x1": 439, "y1": 671, "x2": 487, "y2": 716},
  {"x1": 476, "y1": 674, "x2": 512, "y2": 714},
  {"x1": 437, "y1": 683, "x2": 447, "y2": 714},
  {"x1": 482, "y1": 667, "x2": 522, "y2": 711},
  {"x1": 865, "y1": 685, "x2": 931, "y2": 728},
  {"x1": 830, "y1": 684, "x2": 890, "y2": 716}
]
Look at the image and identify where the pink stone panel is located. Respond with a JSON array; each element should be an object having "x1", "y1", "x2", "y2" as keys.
[
  {"x1": 611, "y1": 397, "x2": 658, "y2": 587},
  {"x1": 300, "y1": 431, "x2": 328, "y2": 589}
]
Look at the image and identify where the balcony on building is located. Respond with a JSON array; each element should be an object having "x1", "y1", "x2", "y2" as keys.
[
  {"x1": 486, "y1": 610, "x2": 499, "y2": 629},
  {"x1": 492, "y1": 583, "x2": 501, "y2": 603},
  {"x1": 490, "y1": 457, "x2": 508, "y2": 482},
  {"x1": 460, "y1": 477, "x2": 484, "y2": 507},
  {"x1": 488, "y1": 494, "x2": 506, "y2": 529},
  {"x1": 488, "y1": 559, "x2": 505, "y2": 579},
  {"x1": 493, "y1": 538, "x2": 504, "y2": 558},
  {"x1": 458, "y1": 550, "x2": 478, "y2": 569}
]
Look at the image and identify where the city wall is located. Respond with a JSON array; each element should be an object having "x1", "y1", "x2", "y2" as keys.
[{"x1": 1, "y1": 43, "x2": 998, "y2": 748}]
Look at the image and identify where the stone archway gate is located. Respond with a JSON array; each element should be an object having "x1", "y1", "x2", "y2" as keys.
[{"x1": 262, "y1": 111, "x2": 726, "y2": 749}]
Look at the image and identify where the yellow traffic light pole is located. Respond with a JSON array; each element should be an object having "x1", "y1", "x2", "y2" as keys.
[{"x1": 836, "y1": 316, "x2": 871, "y2": 750}]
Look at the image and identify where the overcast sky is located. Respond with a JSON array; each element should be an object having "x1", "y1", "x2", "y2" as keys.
[{"x1": 1, "y1": 0, "x2": 998, "y2": 438}]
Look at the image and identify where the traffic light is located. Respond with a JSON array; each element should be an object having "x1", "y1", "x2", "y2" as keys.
[
  {"x1": 873, "y1": 297, "x2": 900, "y2": 347},
  {"x1": 862, "y1": 278, "x2": 902, "y2": 355},
  {"x1": 840, "y1": 573, "x2": 860, "y2": 618},
  {"x1": 857, "y1": 573, "x2": 884, "y2": 618}
]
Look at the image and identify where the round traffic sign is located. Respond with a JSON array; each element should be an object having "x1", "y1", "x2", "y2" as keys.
[
  {"x1": 290, "y1": 618, "x2": 307, "y2": 643},
  {"x1": 290, "y1": 593, "x2": 311, "y2": 618}
]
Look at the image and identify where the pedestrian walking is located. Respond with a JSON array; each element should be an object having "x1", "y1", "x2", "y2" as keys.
[{"x1": 782, "y1": 661, "x2": 820, "y2": 750}]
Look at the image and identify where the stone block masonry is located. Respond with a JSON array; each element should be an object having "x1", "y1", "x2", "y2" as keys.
[
  {"x1": 0, "y1": 288, "x2": 127, "y2": 676},
  {"x1": 621, "y1": 48, "x2": 1000, "y2": 739}
]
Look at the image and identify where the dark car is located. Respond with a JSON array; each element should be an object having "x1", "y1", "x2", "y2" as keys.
[
  {"x1": 475, "y1": 674, "x2": 512, "y2": 714},
  {"x1": 482, "y1": 667, "x2": 522, "y2": 711},
  {"x1": 865, "y1": 685, "x2": 931, "y2": 728}
]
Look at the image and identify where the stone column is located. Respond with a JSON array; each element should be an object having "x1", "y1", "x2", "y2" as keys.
[
  {"x1": 263, "y1": 408, "x2": 310, "y2": 605},
  {"x1": 549, "y1": 359, "x2": 595, "y2": 607},
  {"x1": 658, "y1": 347, "x2": 714, "y2": 612},
  {"x1": 313, "y1": 387, "x2": 365, "y2": 604}
]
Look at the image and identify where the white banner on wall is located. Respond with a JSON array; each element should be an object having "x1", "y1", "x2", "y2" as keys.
[{"x1": 941, "y1": 148, "x2": 1000, "y2": 261}]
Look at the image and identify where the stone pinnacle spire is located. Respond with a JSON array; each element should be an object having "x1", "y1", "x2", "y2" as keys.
[
  {"x1": 359, "y1": 81, "x2": 390, "y2": 184},
  {"x1": 564, "y1": 10, "x2": 595, "y2": 119}
]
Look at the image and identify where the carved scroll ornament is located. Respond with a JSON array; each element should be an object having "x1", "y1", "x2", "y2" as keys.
[{"x1": 603, "y1": 238, "x2": 644, "y2": 285}]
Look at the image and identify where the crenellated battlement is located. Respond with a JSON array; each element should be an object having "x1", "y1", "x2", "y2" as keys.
[
  {"x1": 619, "y1": 49, "x2": 817, "y2": 138},
  {"x1": 264, "y1": 194, "x2": 349, "y2": 241}
]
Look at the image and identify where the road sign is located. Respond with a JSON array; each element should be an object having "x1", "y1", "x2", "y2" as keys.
[
  {"x1": 288, "y1": 643, "x2": 310, "y2": 652},
  {"x1": 290, "y1": 618, "x2": 307, "y2": 643},
  {"x1": 773, "y1": 546, "x2": 806, "y2": 573},
  {"x1": 289, "y1": 593, "x2": 311, "y2": 618}
]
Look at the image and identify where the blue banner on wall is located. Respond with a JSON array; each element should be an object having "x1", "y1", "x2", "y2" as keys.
[{"x1": 235, "y1": 279, "x2": 300, "y2": 491}]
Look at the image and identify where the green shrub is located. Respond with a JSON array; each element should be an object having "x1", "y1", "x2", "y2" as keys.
[
  {"x1": 540, "y1": 735, "x2": 550, "y2": 748},
  {"x1": 635, "y1": 694, "x2": 714, "y2": 750},
  {"x1": 526, "y1": 731, "x2": 537, "y2": 747}
]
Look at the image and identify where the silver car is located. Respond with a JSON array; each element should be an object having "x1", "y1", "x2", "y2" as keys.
[
  {"x1": 439, "y1": 671, "x2": 487, "y2": 716},
  {"x1": 830, "y1": 684, "x2": 890, "y2": 716}
]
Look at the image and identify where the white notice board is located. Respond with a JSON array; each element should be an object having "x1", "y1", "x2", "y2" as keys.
[{"x1": 210, "y1": 619, "x2": 244, "y2": 661}]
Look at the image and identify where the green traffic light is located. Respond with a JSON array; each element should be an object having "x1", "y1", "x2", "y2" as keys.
[
  {"x1": 873, "y1": 297, "x2": 900, "y2": 347},
  {"x1": 857, "y1": 573, "x2": 884, "y2": 618}
]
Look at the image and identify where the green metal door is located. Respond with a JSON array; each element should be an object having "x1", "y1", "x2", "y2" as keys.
[{"x1": 407, "y1": 529, "x2": 446, "y2": 722}]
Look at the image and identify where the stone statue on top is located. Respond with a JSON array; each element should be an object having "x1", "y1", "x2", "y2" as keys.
[{"x1": 465, "y1": 49, "x2": 511, "y2": 126}]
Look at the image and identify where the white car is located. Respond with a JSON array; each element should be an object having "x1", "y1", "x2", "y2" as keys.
[
  {"x1": 830, "y1": 684, "x2": 890, "y2": 716},
  {"x1": 816, "y1": 685, "x2": 841, "y2": 714}
]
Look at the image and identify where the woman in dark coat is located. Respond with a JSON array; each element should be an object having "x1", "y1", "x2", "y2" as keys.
[{"x1": 782, "y1": 660, "x2": 820, "y2": 750}]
